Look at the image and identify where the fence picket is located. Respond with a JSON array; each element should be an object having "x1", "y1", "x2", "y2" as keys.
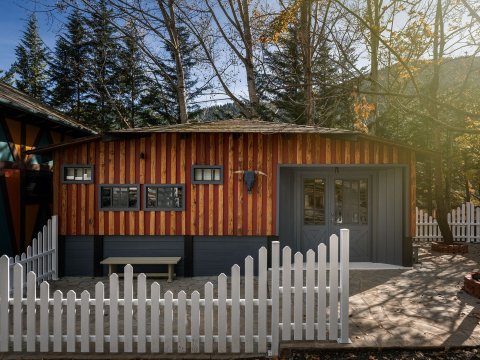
[
  {"x1": 258, "y1": 246, "x2": 268, "y2": 353},
  {"x1": 164, "y1": 291, "x2": 173, "y2": 353},
  {"x1": 271, "y1": 241, "x2": 280, "y2": 356},
  {"x1": 66, "y1": 290, "x2": 76, "y2": 352},
  {"x1": 81, "y1": 290, "x2": 90, "y2": 352},
  {"x1": 40, "y1": 282, "x2": 50, "y2": 352},
  {"x1": 317, "y1": 244, "x2": 327, "y2": 340},
  {"x1": 95, "y1": 282, "x2": 104, "y2": 352},
  {"x1": 204, "y1": 282, "x2": 214, "y2": 353},
  {"x1": 13, "y1": 263, "x2": 23, "y2": 351},
  {"x1": 293, "y1": 252, "x2": 303, "y2": 340},
  {"x1": 282, "y1": 247, "x2": 292, "y2": 341},
  {"x1": 124, "y1": 264, "x2": 133, "y2": 352},
  {"x1": 177, "y1": 291, "x2": 187, "y2": 353},
  {"x1": 306, "y1": 250, "x2": 315, "y2": 340},
  {"x1": 26, "y1": 271, "x2": 36, "y2": 352},
  {"x1": 244, "y1": 256, "x2": 254, "y2": 353},
  {"x1": 191, "y1": 291, "x2": 200, "y2": 353},
  {"x1": 217, "y1": 273, "x2": 227, "y2": 353},
  {"x1": 150, "y1": 282, "x2": 161, "y2": 353},
  {"x1": 340, "y1": 229, "x2": 350, "y2": 343},
  {"x1": 109, "y1": 273, "x2": 119, "y2": 353},
  {"x1": 52, "y1": 215, "x2": 58, "y2": 280},
  {"x1": 37, "y1": 233, "x2": 43, "y2": 280},
  {"x1": 231, "y1": 264, "x2": 240, "y2": 353},
  {"x1": 42, "y1": 226, "x2": 48, "y2": 278},
  {"x1": 53, "y1": 290, "x2": 63, "y2": 352},
  {"x1": 137, "y1": 274, "x2": 147, "y2": 353},
  {"x1": 329, "y1": 234, "x2": 339, "y2": 341},
  {"x1": 32, "y1": 238, "x2": 38, "y2": 281},
  {"x1": 47, "y1": 219, "x2": 52, "y2": 280}
]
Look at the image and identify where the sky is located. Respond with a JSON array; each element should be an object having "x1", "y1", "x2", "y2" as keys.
[{"x1": 0, "y1": 0, "x2": 61, "y2": 72}]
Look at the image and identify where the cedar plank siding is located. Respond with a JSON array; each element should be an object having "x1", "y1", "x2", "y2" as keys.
[{"x1": 53, "y1": 133, "x2": 416, "y2": 237}]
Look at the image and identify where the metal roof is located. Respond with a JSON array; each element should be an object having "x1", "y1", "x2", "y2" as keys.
[
  {"x1": 109, "y1": 118, "x2": 359, "y2": 135},
  {"x1": 0, "y1": 81, "x2": 95, "y2": 134}
]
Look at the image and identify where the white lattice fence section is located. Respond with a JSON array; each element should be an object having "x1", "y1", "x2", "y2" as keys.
[
  {"x1": 0, "y1": 230, "x2": 350, "y2": 355},
  {"x1": 415, "y1": 202, "x2": 480, "y2": 242}
]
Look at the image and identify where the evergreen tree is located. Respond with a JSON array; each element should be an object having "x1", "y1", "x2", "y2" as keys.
[
  {"x1": 263, "y1": 22, "x2": 354, "y2": 127},
  {"x1": 84, "y1": 0, "x2": 122, "y2": 130},
  {"x1": 14, "y1": 14, "x2": 50, "y2": 101},
  {"x1": 117, "y1": 20, "x2": 148, "y2": 127},
  {"x1": 0, "y1": 68, "x2": 15, "y2": 84},
  {"x1": 50, "y1": 10, "x2": 89, "y2": 121},
  {"x1": 143, "y1": 25, "x2": 205, "y2": 124}
]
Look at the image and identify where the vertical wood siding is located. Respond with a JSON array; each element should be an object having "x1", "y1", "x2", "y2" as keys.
[{"x1": 54, "y1": 133, "x2": 416, "y2": 237}]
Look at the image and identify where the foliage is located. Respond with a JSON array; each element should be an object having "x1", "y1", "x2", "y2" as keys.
[{"x1": 13, "y1": 14, "x2": 50, "y2": 102}]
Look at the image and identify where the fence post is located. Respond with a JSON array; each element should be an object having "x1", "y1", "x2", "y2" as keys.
[
  {"x1": 0, "y1": 255, "x2": 9, "y2": 352},
  {"x1": 270, "y1": 241, "x2": 280, "y2": 356},
  {"x1": 339, "y1": 229, "x2": 350, "y2": 343},
  {"x1": 52, "y1": 215, "x2": 58, "y2": 280}
]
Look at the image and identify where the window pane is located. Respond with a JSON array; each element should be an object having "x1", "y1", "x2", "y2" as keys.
[
  {"x1": 304, "y1": 178, "x2": 325, "y2": 225},
  {"x1": 74, "y1": 168, "x2": 83, "y2": 180},
  {"x1": 213, "y1": 169, "x2": 221, "y2": 181},
  {"x1": 84, "y1": 168, "x2": 92, "y2": 181},
  {"x1": 128, "y1": 187, "x2": 138, "y2": 208},
  {"x1": 194, "y1": 168, "x2": 203, "y2": 181},
  {"x1": 203, "y1": 169, "x2": 212, "y2": 181},
  {"x1": 101, "y1": 188, "x2": 111, "y2": 208},
  {"x1": 334, "y1": 179, "x2": 368, "y2": 225},
  {"x1": 65, "y1": 168, "x2": 75, "y2": 180},
  {"x1": 147, "y1": 187, "x2": 157, "y2": 208}
]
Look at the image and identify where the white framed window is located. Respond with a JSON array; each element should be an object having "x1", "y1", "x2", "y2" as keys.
[{"x1": 62, "y1": 165, "x2": 94, "y2": 183}]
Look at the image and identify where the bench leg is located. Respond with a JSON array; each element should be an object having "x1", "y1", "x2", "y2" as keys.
[
  {"x1": 168, "y1": 265, "x2": 173, "y2": 283},
  {"x1": 109, "y1": 264, "x2": 113, "y2": 276}
]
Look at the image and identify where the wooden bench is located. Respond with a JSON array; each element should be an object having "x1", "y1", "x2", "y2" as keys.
[{"x1": 100, "y1": 257, "x2": 181, "y2": 282}]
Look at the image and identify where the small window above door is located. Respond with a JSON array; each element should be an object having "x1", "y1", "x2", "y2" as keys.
[{"x1": 62, "y1": 165, "x2": 94, "y2": 184}]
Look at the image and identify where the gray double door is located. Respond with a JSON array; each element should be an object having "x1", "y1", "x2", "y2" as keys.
[{"x1": 296, "y1": 171, "x2": 372, "y2": 261}]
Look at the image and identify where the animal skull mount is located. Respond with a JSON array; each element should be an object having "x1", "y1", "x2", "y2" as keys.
[{"x1": 233, "y1": 170, "x2": 267, "y2": 192}]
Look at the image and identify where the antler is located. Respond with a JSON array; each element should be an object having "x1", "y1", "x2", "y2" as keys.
[
  {"x1": 254, "y1": 170, "x2": 267, "y2": 176},
  {"x1": 233, "y1": 170, "x2": 245, "y2": 174}
]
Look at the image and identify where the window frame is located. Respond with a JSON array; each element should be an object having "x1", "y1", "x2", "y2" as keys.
[
  {"x1": 99, "y1": 184, "x2": 141, "y2": 211},
  {"x1": 191, "y1": 165, "x2": 223, "y2": 184},
  {"x1": 144, "y1": 184, "x2": 185, "y2": 211},
  {"x1": 61, "y1": 164, "x2": 94, "y2": 184}
]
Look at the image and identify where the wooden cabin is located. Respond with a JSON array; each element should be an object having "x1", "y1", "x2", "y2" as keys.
[
  {"x1": 32, "y1": 119, "x2": 420, "y2": 276},
  {"x1": 0, "y1": 82, "x2": 94, "y2": 256}
]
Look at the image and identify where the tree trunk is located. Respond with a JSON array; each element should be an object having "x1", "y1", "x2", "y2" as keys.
[
  {"x1": 430, "y1": 0, "x2": 453, "y2": 244},
  {"x1": 425, "y1": 161, "x2": 433, "y2": 214},
  {"x1": 240, "y1": 0, "x2": 259, "y2": 117},
  {"x1": 367, "y1": 0, "x2": 380, "y2": 133},
  {"x1": 158, "y1": 0, "x2": 188, "y2": 124}
]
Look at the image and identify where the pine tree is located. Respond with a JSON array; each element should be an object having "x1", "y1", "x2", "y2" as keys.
[
  {"x1": 263, "y1": 21, "x2": 354, "y2": 127},
  {"x1": 14, "y1": 14, "x2": 50, "y2": 101},
  {"x1": 84, "y1": 0, "x2": 122, "y2": 130},
  {"x1": 117, "y1": 20, "x2": 148, "y2": 127},
  {"x1": 50, "y1": 10, "x2": 89, "y2": 121},
  {"x1": 143, "y1": 25, "x2": 205, "y2": 124}
]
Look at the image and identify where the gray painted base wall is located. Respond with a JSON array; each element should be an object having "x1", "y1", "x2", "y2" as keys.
[
  {"x1": 63, "y1": 235, "x2": 268, "y2": 277},
  {"x1": 103, "y1": 236, "x2": 184, "y2": 276},
  {"x1": 64, "y1": 236, "x2": 94, "y2": 276},
  {"x1": 193, "y1": 236, "x2": 268, "y2": 276}
]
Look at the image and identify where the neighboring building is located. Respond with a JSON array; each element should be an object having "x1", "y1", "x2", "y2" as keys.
[
  {"x1": 0, "y1": 82, "x2": 94, "y2": 256},
  {"x1": 31, "y1": 119, "x2": 424, "y2": 276}
]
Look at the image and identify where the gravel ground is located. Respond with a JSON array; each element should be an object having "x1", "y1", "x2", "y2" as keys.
[{"x1": 285, "y1": 348, "x2": 480, "y2": 359}]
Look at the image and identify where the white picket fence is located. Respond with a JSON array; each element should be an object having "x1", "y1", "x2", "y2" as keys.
[
  {"x1": 7, "y1": 216, "x2": 58, "y2": 295},
  {"x1": 0, "y1": 230, "x2": 350, "y2": 355},
  {"x1": 415, "y1": 202, "x2": 480, "y2": 242}
]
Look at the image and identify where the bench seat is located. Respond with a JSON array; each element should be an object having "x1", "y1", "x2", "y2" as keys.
[{"x1": 100, "y1": 256, "x2": 181, "y2": 282}]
